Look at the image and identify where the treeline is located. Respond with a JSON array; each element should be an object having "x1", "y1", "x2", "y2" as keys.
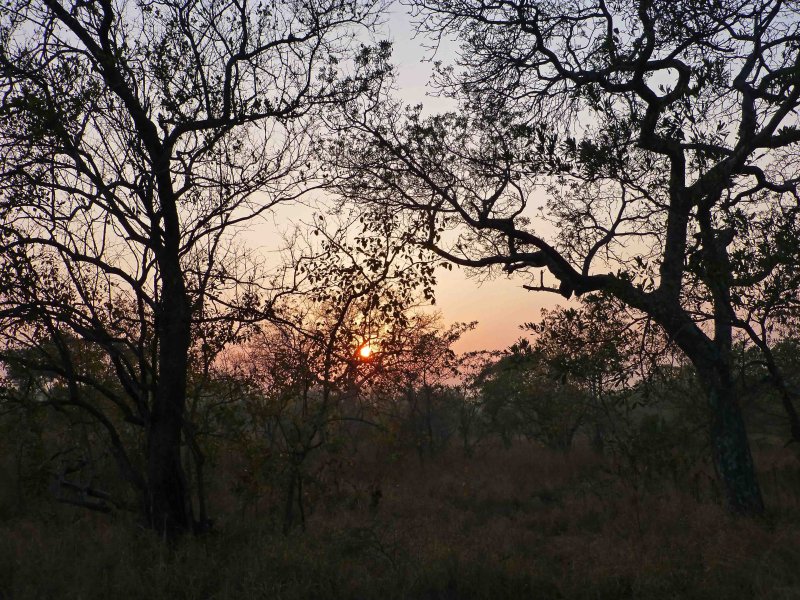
[{"x1": 3, "y1": 291, "x2": 799, "y2": 536}]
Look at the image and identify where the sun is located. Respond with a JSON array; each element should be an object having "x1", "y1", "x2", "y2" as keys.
[{"x1": 358, "y1": 343, "x2": 373, "y2": 360}]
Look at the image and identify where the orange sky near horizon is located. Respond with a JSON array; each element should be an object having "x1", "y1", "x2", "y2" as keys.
[{"x1": 431, "y1": 266, "x2": 567, "y2": 353}]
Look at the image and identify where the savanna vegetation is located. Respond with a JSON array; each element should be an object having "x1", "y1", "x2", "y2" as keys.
[{"x1": 2, "y1": 0, "x2": 800, "y2": 597}]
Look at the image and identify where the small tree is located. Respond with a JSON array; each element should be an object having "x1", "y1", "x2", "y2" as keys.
[
  {"x1": 525, "y1": 293, "x2": 672, "y2": 451},
  {"x1": 365, "y1": 315, "x2": 474, "y2": 459},
  {"x1": 477, "y1": 340, "x2": 586, "y2": 451},
  {"x1": 220, "y1": 215, "x2": 438, "y2": 531}
]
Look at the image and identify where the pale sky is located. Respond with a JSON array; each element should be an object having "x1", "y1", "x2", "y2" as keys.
[
  {"x1": 380, "y1": 7, "x2": 567, "y2": 353},
  {"x1": 245, "y1": 7, "x2": 569, "y2": 354}
]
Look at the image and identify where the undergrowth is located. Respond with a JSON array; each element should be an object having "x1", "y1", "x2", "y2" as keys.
[{"x1": 2, "y1": 443, "x2": 800, "y2": 599}]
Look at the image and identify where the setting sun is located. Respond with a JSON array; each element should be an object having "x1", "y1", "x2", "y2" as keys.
[{"x1": 358, "y1": 343, "x2": 373, "y2": 360}]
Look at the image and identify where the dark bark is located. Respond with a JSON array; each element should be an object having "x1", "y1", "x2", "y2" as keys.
[
  {"x1": 146, "y1": 257, "x2": 193, "y2": 537},
  {"x1": 588, "y1": 423, "x2": 602, "y2": 454},
  {"x1": 650, "y1": 303, "x2": 764, "y2": 516},
  {"x1": 699, "y1": 365, "x2": 765, "y2": 515},
  {"x1": 676, "y1": 336, "x2": 765, "y2": 516},
  {"x1": 424, "y1": 385, "x2": 435, "y2": 456},
  {"x1": 282, "y1": 469, "x2": 297, "y2": 535},
  {"x1": 696, "y1": 206, "x2": 764, "y2": 515},
  {"x1": 185, "y1": 422, "x2": 211, "y2": 532},
  {"x1": 297, "y1": 474, "x2": 306, "y2": 531}
]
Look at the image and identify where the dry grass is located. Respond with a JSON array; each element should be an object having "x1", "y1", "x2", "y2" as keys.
[{"x1": 2, "y1": 442, "x2": 800, "y2": 599}]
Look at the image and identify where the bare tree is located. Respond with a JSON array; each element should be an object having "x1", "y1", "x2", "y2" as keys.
[
  {"x1": 329, "y1": 0, "x2": 800, "y2": 515},
  {"x1": 0, "y1": 0, "x2": 388, "y2": 536}
]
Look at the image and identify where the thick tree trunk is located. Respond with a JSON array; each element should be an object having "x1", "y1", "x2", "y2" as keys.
[
  {"x1": 146, "y1": 265, "x2": 193, "y2": 538},
  {"x1": 654, "y1": 302, "x2": 765, "y2": 517},
  {"x1": 693, "y1": 359, "x2": 764, "y2": 516},
  {"x1": 696, "y1": 363, "x2": 764, "y2": 516}
]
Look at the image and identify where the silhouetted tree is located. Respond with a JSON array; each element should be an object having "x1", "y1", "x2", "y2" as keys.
[
  {"x1": 525, "y1": 293, "x2": 673, "y2": 451},
  {"x1": 330, "y1": 0, "x2": 800, "y2": 514},
  {"x1": 476, "y1": 340, "x2": 586, "y2": 451},
  {"x1": 0, "y1": 0, "x2": 389, "y2": 536},
  {"x1": 219, "y1": 214, "x2": 438, "y2": 532}
]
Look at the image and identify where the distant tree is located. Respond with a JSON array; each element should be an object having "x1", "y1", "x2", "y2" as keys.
[
  {"x1": 525, "y1": 293, "x2": 673, "y2": 451},
  {"x1": 0, "y1": 337, "x2": 145, "y2": 514},
  {"x1": 0, "y1": 0, "x2": 389, "y2": 536},
  {"x1": 330, "y1": 0, "x2": 800, "y2": 514},
  {"x1": 219, "y1": 216, "x2": 438, "y2": 532},
  {"x1": 354, "y1": 311, "x2": 473, "y2": 459},
  {"x1": 476, "y1": 339, "x2": 586, "y2": 451}
]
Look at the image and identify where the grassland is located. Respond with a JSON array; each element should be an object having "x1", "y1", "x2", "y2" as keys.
[{"x1": 2, "y1": 441, "x2": 800, "y2": 599}]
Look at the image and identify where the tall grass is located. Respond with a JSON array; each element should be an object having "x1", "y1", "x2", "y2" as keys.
[{"x1": 2, "y1": 442, "x2": 800, "y2": 599}]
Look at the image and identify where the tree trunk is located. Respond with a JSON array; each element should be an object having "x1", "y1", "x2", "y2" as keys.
[
  {"x1": 656, "y1": 303, "x2": 765, "y2": 517},
  {"x1": 146, "y1": 265, "x2": 193, "y2": 538},
  {"x1": 591, "y1": 422, "x2": 605, "y2": 454},
  {"x1": 696, "y1": 363, "x2": 764, "y2": 515},
  {"x1": 282, "y1": 469, "x2": 296, "y2": 535},
  {"x1": 425, "y1": 386, "x2": 435, "y2": 456}
]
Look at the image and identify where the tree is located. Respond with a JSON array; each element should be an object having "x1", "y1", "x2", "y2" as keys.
[
  {"x1": 525, "y1": 293, "x2": 673, "y2": 451},
  {"x1": 214, "y1": 211, "x2": 438, "y2": 532},
  {"x1": 476, "y1": 339, "x2": 587, "y2": 451},
  {"x1": 0, "y1": 0, "x2": 388, "y2": 536},
  {"x1": 731, "y1": 232, "x2": 800, "y2": 443},
  {"x1": 330, "y1": 0, "x2": 800, "y2": 514},
  {"x1": 366, "y1": 316, "x2": 475, "y2": 459}
]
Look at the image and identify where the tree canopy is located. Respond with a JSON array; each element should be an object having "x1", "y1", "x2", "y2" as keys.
[
  {"x1": 0, "y1": 0, "x2": 390, "y2": 535},
  {"x1": 329, "y1": 0, "x2": 800, "y2": 515}
]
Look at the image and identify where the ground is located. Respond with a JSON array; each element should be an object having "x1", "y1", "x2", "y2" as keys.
[{"x1": 2, "y1": 442, "x2": 800, "y2": 599}]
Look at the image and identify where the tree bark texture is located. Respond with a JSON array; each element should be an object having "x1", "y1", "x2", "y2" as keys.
[
  {"x1": 698, "y1": 365, "x2": 765, "y2": 515},
  {"x1": 656, "y1": 306, "x2": 765, "y2": 516}
]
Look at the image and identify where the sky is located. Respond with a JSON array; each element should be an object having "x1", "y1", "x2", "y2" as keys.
[
  {"x1": 246, "y1": 6, "x2": 570, "y2": 354},
  {"x1": 376, "y1": 8, "x2": 568, "y2": 353}
]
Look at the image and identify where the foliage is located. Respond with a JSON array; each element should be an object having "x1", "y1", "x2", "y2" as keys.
[
  {"x1": 475, "y1": 341, "x2": 585, "y2": 451},
  {"x1": 3, "y1": 442, "x2": 800, "y2": 599},
  {"x1": 327, "y1": 0, "x2": 800, "y2": 515},
  {"x1": 0, "y1": 0, "x2": 392, "y2": 535}
]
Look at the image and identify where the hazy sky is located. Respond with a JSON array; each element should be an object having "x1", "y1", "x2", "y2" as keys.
[
  {"x1": 247, "y1": 7, "x2": 569, "y2": 354},
  {"x1": 378, "y1": 7, "x2": 567, "y2": 353}
]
